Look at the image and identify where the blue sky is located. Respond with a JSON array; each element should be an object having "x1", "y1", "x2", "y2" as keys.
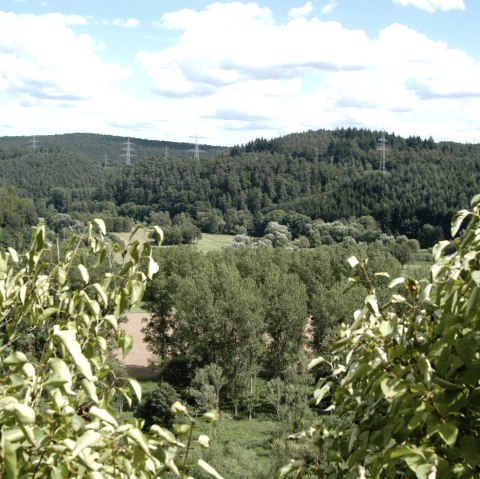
[{"x1": 1, "y1": 0, "x2": 479, "y2": 145}]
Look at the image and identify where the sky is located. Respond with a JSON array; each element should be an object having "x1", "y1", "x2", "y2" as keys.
[{"x1": 1, "y1": 0, "x2": 479, "y2": 146}]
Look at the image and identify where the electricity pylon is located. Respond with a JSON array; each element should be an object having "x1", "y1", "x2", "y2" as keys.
[
  {"x1": 121, "y1": 138, "x2": 135, "y2": 165},
  {"x1": 188, "y1": 135, "x2": 206, "y2": 160},
  {"x1": 377, "y1": 129, "x2": 387, "y2": 173}
]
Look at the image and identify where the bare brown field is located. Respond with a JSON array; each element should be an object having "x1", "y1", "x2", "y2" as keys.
[{"x1": 120, "y1": 312, "x2": 156, "y2": 379}]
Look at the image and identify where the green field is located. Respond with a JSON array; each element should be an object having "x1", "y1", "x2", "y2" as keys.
[
  {"x1": 112, "y1": 228, "x2": 152, "y2": 246},
  {"x1": 195, "y1": 233, "x2": 234, "y2": 252}
]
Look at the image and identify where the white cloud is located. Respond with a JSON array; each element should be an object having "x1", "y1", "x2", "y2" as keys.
[
  {"x1": 0, "y1": 10, "x2": 135, "y2": 137},
  {"x1": 392, "y1": 0, "x2": 466, "y2": 13},
  {"x1": 321, "y1": 0, "x2": 337, "y2": 14},
  {"x1": 288, "y1": 2, "x2": 313, "y2": 18},
  {"x1": 103, "y1": 18, "x2": 140, "y2": 28},
  {"x1": 135, "y1": 2, "x2": 480, "y2": 144}
]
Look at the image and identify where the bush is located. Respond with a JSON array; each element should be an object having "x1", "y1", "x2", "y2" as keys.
[{"x1": 136, "y1": 381, "x2": 180, "y2": 430}]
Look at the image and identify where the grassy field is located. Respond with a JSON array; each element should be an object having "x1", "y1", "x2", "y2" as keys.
[
  {"x1": 112, "y1": 228, "x2": 152, "y2": 246},
  {"x1": 195, "y1": 233, "x2": 234, "y2": 252}
]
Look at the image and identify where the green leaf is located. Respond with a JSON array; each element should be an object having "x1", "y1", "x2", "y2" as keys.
[
  {"x1": 78, "y1": 264, "x2": 90, "y2": 284},
  {"x1": 152, "y1": 225, "x2": 164, "y2": 244},
  {"x1": 93, "y1": 283, "x2": 108, "y2": 305},
  {"x1": 130, "y1": 279, "x2": 145, "y2": 305},
  {"x1": 432, "y1": 241, "x2": 450, "y2": 261},
  {"x1": 1, "y1": 436, "x2": 18, "y2": 479},
  {"x1": 14, "y1": 403, "x2": 36, "y2": 424},
  {"x1": 4, "y1": 351, "x2": 28, "y2": 365},
  {"x1": 203, "y1": 410, "x2": 220, "y2": 422},
  {"x1": 127, "y1": 428, "x2": 150, "y2": 454},
  {"x1": 436, "y1": 422, "x2": 458, "y2": 446},
  {"x1": 120, "y1": 331, "x2": 133, "y2": 358},
  {"x1": 127, "y1": 378, "x2": 142, "y2": 403},
  {"x1": 451, "y1": 209, "x2": 470, "y2": 237},
  {"x1": 7, "y1": 247, "x2": 18, "y2": 263},
  {"x1": 388, "y1": 277, "x2": 405, "y2": 289},
  {"x1": 197, "y1": 435, "x2": 210, "y2": 448},
  {"x1": 94, "y1": 218, "x2": 106, "y2": 235},
  {"x1": 197, "y1": 459, "x2": 225, "y2": 479},
  {"x1": 347, "y1": 256, "x2": 359, "y2": 268},
  {"x1": 148, "y1": 256, "x2": 159, "y2": 279},
  {"x1": 89, "y1": 406, "x2": 118, "y2": 427},
  {"x1": 47, "y1": 358, "x2": 74, "y2": 394},
  {"x1": 313, "y1": 382, "x2": 331, "y2": 405},
  {"x1": 53, "y1": 327, "x2": 93, "y2": 381},
  {"x1": 71, "y1": 430, "x2": 101, "y2": 458},
  {"x1": 307, "y1": 356, "x2": 325, "y2": 370}
]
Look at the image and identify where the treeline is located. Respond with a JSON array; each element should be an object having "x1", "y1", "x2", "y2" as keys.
[
  {"x1": 0, "y1": 128, "x2": 479, "y2": 249},
  {"x1": 141, "y1": 242, "x2": 401, "y2": 420}
]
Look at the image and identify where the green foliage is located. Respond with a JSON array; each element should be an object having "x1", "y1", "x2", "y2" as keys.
[
  {"x1": 0, "y1": 222, "x2": 221, "y2": 478},
  {"x1": 136, "y1": 382, "x2": 180, "y2": 429},
  {"x1": 280, "y1": 195, "x2": 480, "y2": 478}
]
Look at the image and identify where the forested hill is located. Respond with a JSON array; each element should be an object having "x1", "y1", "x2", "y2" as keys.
[
  {"x1": 0, "y1": 132, "x2": 225, "y2": 164},
  {"x1": 0, "y1": 128, "x2": 479, "y2": 247}
]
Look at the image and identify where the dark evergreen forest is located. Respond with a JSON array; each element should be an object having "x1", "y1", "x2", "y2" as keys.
[{"x1": 0, "y1": 128, "x2": 478, "y2": 249}]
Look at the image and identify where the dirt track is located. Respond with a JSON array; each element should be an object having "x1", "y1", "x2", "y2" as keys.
[{"x1": 120, "y1": 312, "x2": 156, "y2": 378}]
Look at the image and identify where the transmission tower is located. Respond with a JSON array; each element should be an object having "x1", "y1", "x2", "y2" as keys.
[
  {"x1": 104, "y1": 154, "x2": 108, "y2": 167},
  {"x1": 188, "y1": 135, "x2": 206, "y2": 161},
  {"x1": 121, "y1": 138, "x2": 135, "y2": 165},
  {"x1": 165, "y1": 145, "x2": 168, "y2": 158},
  {"x1": 29, "y1": 135, "x2": 38, "y2": 152},
  {"x1": 377, "y1": 130, "x2": 387, "y2": 173}
]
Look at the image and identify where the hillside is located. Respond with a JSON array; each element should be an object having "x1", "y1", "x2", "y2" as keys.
[{"x1": 0, "y1": 128, "x2": 478, "y2": 247}]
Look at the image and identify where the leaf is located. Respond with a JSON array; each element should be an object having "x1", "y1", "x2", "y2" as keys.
[
  {"x1": 127, "y1": 428, "x2": 150, "y2": 454},
  {"x1": 94, "y1": 218, "x2": 106, "y2": 235},
  {"x1": 4, "y1": 351, "x2": 28, "y2": 365},
  {"x1": 128, "y1": 378, "x2": 142, "y2": 403},
  {"x1": 71, "y1": 430, "x2": 101, "y2": 458},
  {"x1": 93, "y1": 283, "x2": 107, "y2": 305},
  {"x1": 347, "y1": 256, "x2": 359, "y2": 268},
  {"x1": 388, "y1": 277, "x2": 405, "y2": 289},
  {"x1": 203, "y1": 410, "x2": 220, "y2": 422},
  {"x1": 436, "y1": 422, "x2": 458, "y2": 446},
  {"x1": 366, "y1": 295, "x2": 380, "y2": 316},
  {"x1": 197, "y1": 459, "x2": 225, "y2": 479},
  {"x1": 7, "y1": 247, "x2": 18, "y2": 263},
  {"x1": 78, "y1": 264, "x2": 89, "y2": 284},
  {"x1": 307, "y1": 356, "x2": 325, "y2": 370},
  {"x1": 47, "y1": 358, "x2": 74, "y2": 394},
  {"x1": 53, "y1": 327, "x2": 93, "y2": 381},
  {"x1": 120, "y1": 332, "x2": 133, "y2": 358},
  {"x1": 1, "y1": 436, "x2": 18, "y2": 479},
  {"x1": 89, "y1": 406, "x2": 118, "y2": 427},
  {"x1": 152, "y1": 225, "x2": 164, "y2": 244},
  {"x1": 171, "y1": 401, "x2": 188, "y2": 415},
  {"x1": 432, "y1": 241, "x2": 450, "y2": 261},
  {"x1": 313, "y1": 382, "x2": 331, "y2": 405},
  {"x1": 148, "y1": 257, "x2": 159, "y2": 279},
  {"x1": 14, "y1": 403, "x2": 36, "y2": 424},
  {"x1": 451, "y1": 209, "x2": 470, "y2": 237},
  {"x1": 197, "y1": 435, "x2": 210, "y2": 448},
  {"x1": 130, "y1": 280, "x2": 145, "y2": 305}
]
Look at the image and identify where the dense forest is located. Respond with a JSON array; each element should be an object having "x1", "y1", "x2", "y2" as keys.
[
  {"x1": 0, "y1": 128, "x2": 478, "y2": 251},
  {"x1": 0, "y1": 128, "x2": 480, "y2": 251}
]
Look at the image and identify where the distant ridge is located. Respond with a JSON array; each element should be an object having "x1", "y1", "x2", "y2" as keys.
[{"x1": 0, "y1": 132, "x2": 227, "y2": 164}]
